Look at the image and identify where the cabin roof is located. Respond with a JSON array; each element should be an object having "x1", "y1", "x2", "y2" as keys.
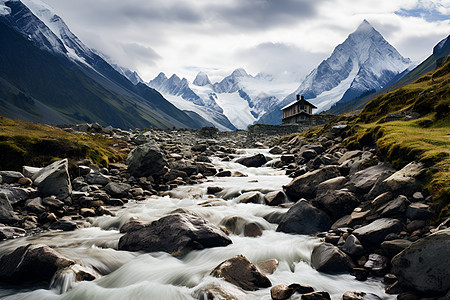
[{"x1": 280, "y1": 98, "x2": 317, "y2": 111}]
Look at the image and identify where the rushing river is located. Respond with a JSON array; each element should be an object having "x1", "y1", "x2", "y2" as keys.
[{"x1": 0, "y1": 149, "x2": 394, "y2": 299}]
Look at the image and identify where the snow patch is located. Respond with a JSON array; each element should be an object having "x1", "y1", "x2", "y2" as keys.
[
  {"x1": 214, "y1": 93, "x2": 256, "y2": 130},
  {"x1": 0, "y1": 0, "x2": 11, "y2": 16}
]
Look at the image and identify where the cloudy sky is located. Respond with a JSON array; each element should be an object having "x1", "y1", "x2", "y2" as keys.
[{"x1": 42, "y1": 0, "x2": 449, "y2": 83}]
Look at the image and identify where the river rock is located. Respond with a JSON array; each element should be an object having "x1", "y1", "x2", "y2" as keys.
[
  {"x1": 271, "y1": 284, "x2": 294, "y2": 300},
  {"x1": 342, "y1": 291, "x2": 382, "y2": 300},
  {"x1": 0, "y1": 171, "x2": 24, "y2": 184},
  {"x1": 32, "y1": 159, "x2": 72, "y2": 201},
  {"x1": 0, "y1": 244, "x2": 74, "y2": 284},
  {"x1": 301, "y1": 291, "x2": 331, "y2": 300},
  {"x1": 316, "y1": 176, "x2": 347, "y2": 196},
  {"x1": 269, "y1": 146, "x2": 284, "y2": 154},
  {"x1": 42, "y1": 196, "x2": 64, "y2": 210},
  {"x1": 277, "y1": 200, "x2": 332, "y2": 235},
  {"x1": 338, "y1": 150, "x2": 363, "y2": 164},
  {"x1": 0, "y1": 187, "x2": 35, "y2": 205},
  {"x1": 237, "y1": 192, "x2": 262, "y2": 204},
  {"x1": 0, "y1": 193, "x2": 19, "y2": 224},
  {"x1": 380, "y1": 239, "x2": 412, "y2": 257},
  {"x1": 348, "y1": 163, "x2": 395, "y2": 194},
  {"x1": 211, "y1": 254, "x2": 271, "y2": 291},
  {"x1": 50, "y1": 220, "x2": 77, "y2": 231},
  {"x1": 255, "y1": 258, "x2": 279, "y2": 275},
  {"x1": 236, "y1": 153, "x2": 267, "y2": 168},
  {"x1": 364, "y1": 253, "x2": 389, "y2": 274},
  {"x1": 127, "y1": 141, "x2": 168, "y2": 178},
  {"x1": 391, "y1": 228, "x2": 450, "y2": 294},
  {"x1": 104, "y1": 182, "x2": 131, "y2": 198},
  {"x1": 339, "y1": 234, "x2": 365, "y2": 257},
  {"x1": 380, "y1": 195, "x2": 409, "y2": 218},
  {"x1": 264, "y1": 191, "x2": 286, "y2": 206},
  {"x1": 0, "y1": 226, "x2": 26, "y2": 240},
  {"x1": 85, "y1": 172, "x2": 111, "y2": 185},
  {"x1": 353, "y1": 218, "x2": 403, "y2": 245},
  {"x1": 244, "y1": 222, "x2": 263, "y2": 237},
  {"x1": 284, "y1": 166, "x2": 341, "y2": 200},
  {"x1": 119, "y1": 213, "x2": 232, "y2": 256},
  {"x1": 406, "y1": 203, "x2": 432, "y2": 220},
  {"x1": 314, "y1": 190, "x2": 359, "y2": 221},
  {"x1": 311, "y1": 243, "x2": 355, "y2": 273}
]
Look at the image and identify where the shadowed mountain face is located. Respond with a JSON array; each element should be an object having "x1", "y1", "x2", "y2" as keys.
[{"x1": 0, "y1": 0, "x2": 208, "y2": 129}]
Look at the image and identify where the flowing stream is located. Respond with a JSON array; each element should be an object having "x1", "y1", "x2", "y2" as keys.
[{"x1": 0, "y1": 149, "x2": 394, "y2": 300}]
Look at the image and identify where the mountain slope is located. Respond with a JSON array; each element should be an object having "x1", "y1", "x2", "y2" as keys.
[
  {"x1": 258, "y1": 20, "x2": 411, "y2": 125},
  {"x1": 0, "y1": 0, "x2": 207, "y2": 129}
]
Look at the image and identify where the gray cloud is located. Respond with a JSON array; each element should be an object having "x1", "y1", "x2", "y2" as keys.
[{"x1": 120, "y1": 43, "x2": 161, "y2": 67}]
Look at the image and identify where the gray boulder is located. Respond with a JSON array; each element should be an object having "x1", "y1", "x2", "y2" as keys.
[
  {"x1": 316, "y1": 176, "x2": 347, "y2": 196},
  {"x1": 406, "y1": 203, "x2": 432, "y2": 220},
  {"x1": 380, "y1": 195, "x2": 409, "y2": 218},
  {"x1": 32, "y1": 159, "x2": 72, "y2": 201},
  {"x1": 284, "y1": 166, "x2": 341, "y2": 200},
  {"x1": 0, "y1": 193, "x2": 19, "y2": 224},
  {"x1": 339, "y1": 234, "x2": 365, "y2": 257},
  {"x1": 0, "y1": 187, "x2": 34, "y2": 205},
  {"x1": 314, "y1": 190, "x2": 359, "y2": 221},
  {"x1": 211, "y1": 254, "x2": 271, "y2": 291},
  {"x1": 353, "y1": 218, "x2": 403, "y2": 245},
  {"x1": 0, "y1": 171, "x2": 24, "y2": 184},
  {"x1": 311, "y1": 243, "x2": 355, "y2": 273},
  {"x1": 383, "y1": 162, "x2": 425, "y2": 195},
  {"x1": 0, "y1": 244, "x2": 74, "y2": 284},
  {"x1": 276, "y1": 200, "x2": 331, "y2": 235},
  {"x1": 104, "y1": 182, "x2": 131, "y2": 198},
  {"x1": 85, "y1": 173, "x2": 111, "y2": 186},
  {"x1": 264, "y1": 191, "x2": 286, "y2": 206},
  {"x1": 348, "y1": 163, "x2": 395, "y2": 194},
  {"x1": 236, "y1": 153, "x2": 267, "y2": 168},
  {"x1": 118, "y1": 213, "x2": 232, "y2": 256},
  {"x1": 127, "y1": 141, "x2": 168, "y2": 178},
  {"x1": 391, "y1": 228, "x2": 450, "y2": 294}
]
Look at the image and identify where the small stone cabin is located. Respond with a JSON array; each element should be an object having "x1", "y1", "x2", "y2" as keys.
[{"x1": 281, "y1": 95, "x2": 317, "y2": 124}]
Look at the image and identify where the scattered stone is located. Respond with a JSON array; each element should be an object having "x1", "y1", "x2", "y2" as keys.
[
  {"x1": 127, "y1": 141, "x2": 168, "y2": 178},
  {"x1": 80, "y1": 208, "x2": 96, "y2": 218},
  {"x1": 42, "y1": 196, "x2": 64, "y2": 210},
  {"x1": 316, "y1": 176, "x2": 347, "y2": 196},
  {"x1": 342, "y1": 291, "x2": 381, "y2": 300},
  {"x1": 380, "y1": 239, "x2": 412, "y2": 257},
  {"x1": 0, "y1": 227, "x2": 26, "y2": 240},
  {"x1": 364, "y1": 253, "x2": 389, "y2": 275},
  {"x1": 119, "y1": 213, "x2": 232, "y2": 256},
  {"x1": 255, "y1": 258, "x2": 279, "y2": 275},
  {"x1": 311, "y1": 243, "x2": 355, "y2": 273},
  {"x1": 211, "y1": 254, "x2": 271, "y2": 291},
  {"x1": 215, "y1": 170, "x2": 232, "y2": 177},
  {"x1": 0, "y1": 171, "x2": 24, "y2": 183},
  {"x1": 348, "y1": 163, "x2": 395, "y2": 194},
  {"x1": 244, "y1": 222, "x2": 263, "y2": 237},
  {"x1": 0, "y1": 244, "x2": 74, "y2": 284},
  {"x1": 104, "y1": 182, "x2": 131, "y2": 198},
  {"x1": 236, "y1": 153, "x2": 267, "y2": 168},
  {"x1": 383, "y1": 162, "x2": 425, "y2": 195},
  {"x1": 406, "y1": 203, "x2": 432, "y2": 220},
  {"x1": 271, "y1": 284, "x2": 294, "y2": 300},
  {"x1": 269, "y1": 146, "x2": 283, "y2": 154},
  {"x1": 351, "y1": 268, "x2": 369, "y2": 281},
  {"x1": 25, "y1": 197, "x2": 46, "y2": 214},
  {"x1": 277, "y1": 200, "x2": 332, "y2": 235},
  {"x1": 50, "y1": 220, "x2": 77, "y2": 231},
  {"x1": 237, "y1": 192, "x2": 262, "y2": 204},
  {"x1": 85, "y1": 173, "x2": 111, "y2": 186},
  {"x1": 353, "y1": 218, "x2": 403, "y2": 245},
  {"x1": 284, "y1": 166, "x2": 341, "y2": 199},
  {"x1": 380, "y1": 195, "x2": 409, "y2": 218},
  {"x1": 31, "y1": 159, "x2": 72, "y2": 201},
  {"x1": 207, "y1": 186, "x2": 223, "y2": 194},
  {"x1": 22, "y1": 166, "x2": 42, "y2": 178},
  {"x1": 264, "y1": 191, "x2": 286, "y2": 206},
  {"x1": 391, "y1": 228, "x2": 450, "y2": 294},
  {"x1": 315, "y1": 190, "x2": 359, "y2": 221},
  {"x1": 339, "y1": 234, "x2": 365, "y2": 257},
  {"x1": 0, "y1": 193, "x2": 19, "y2": 224}
]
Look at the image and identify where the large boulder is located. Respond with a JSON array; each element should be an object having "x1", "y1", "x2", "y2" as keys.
[
  {"x1": 0, "y1": 193, "x2": 19, "y2": 224},
  {"x1": 353, "y1": 218, "x2": 403, "y2": 245},
  {"x1": 348, "y1": 163, "x2": 395, "y2": 194},
  {"x1": 276, "y1": 200, "x2": 332, "y2": 235},
  {"x1": 127, "y1": 141, "x2": 168, "y2": 178},
  {"x1": 284, "y1": 166, "x2": 341, "y2": 200},
  {"x1": 0, "y1": 244, "x2": 74, "y2": 284},
  {"x1": 311, "y1": 243, "x2": 355, "y2": 273},
  {"x1": 118, "y1": 213, "x2": 232, "y2": 256},
  {"x1": 383, "y1": 162, "x2": 425, "y2": 195},
  {"x1": 391, "y1": 228, "x2": 450, "y2": 294},
  {"x1": 211, "y1": 254, "x2": 271, "y2": 291},
  {"x1": 314, "y1": 190, "x2": 359, "y2": 221},
  {"x1": 236, "y1": 153, "x2": 267, "y2": 168},
  {"x1": 32, "y1": 159, "x2": 72, "y2": 201}
]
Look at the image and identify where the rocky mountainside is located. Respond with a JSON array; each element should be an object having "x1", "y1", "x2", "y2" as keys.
[
  {"x1": 258, "y1": 20, "x2": 411, "y2": 125},
  {"x1": 0, "y1": 0, "x2": 208, "y2": 129}
]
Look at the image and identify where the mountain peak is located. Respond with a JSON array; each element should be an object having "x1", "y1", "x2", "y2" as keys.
[
  {"x1": 193, "y1": 71, "x2": 211, "y2": 86},
  {"x1": 231, "y1": 68, "x2": 248, "y2": 77},
  {"x1": 355, "y1": 19, "x2": 375, "y2": 35}
]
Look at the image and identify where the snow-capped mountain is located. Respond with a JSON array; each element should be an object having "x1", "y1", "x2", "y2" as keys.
[
  {"x1": 111, "y1": 64, "x2": 144, "y2": 85},
  {"x1": 258, "y1": 20, "x2": 412, "y2": 124},
  {"x1": 148, "y1": 69, "x2": 297, "y2": 130}
]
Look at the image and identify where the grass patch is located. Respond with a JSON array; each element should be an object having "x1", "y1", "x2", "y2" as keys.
[{"x1": 0, "y1": 116, "x2": 127, "y2": 171}]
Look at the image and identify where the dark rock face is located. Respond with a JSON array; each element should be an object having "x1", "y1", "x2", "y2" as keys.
[
  {"x1": 210, "y1": 254, "x2": 271, "y2": 291},
  {"x1": 31, "y1": 159, "x2": 72, "y2": 201},
  {"x1": 314, "y1": 190, "x2": 359, "y2": 221},
  {"x1": 284, "y1": 166, "x2": 341, "y2": 200},
  {"x1": 0, "y1": 171, "x2": 24, "y2": 183},
  {"x1": 277, "y1": 200, "x2": 332, "y2": 235},
  {"x1": 353, "y1": 218, "x2": 403, "y2": 245},
  {"x1": 311, "y1": 243, "x2": 355, "y2": 274},
  {"x1": 0, "y1": 193, "x2": 19, "y2": 224},
  {"x1": 127, "y1": 141, "x2": 168, "y2": 178},
  {"x1": 118, "y1": 213, "x2": 232, "y2": 256},
  {"x1": 0, "y1": 244, "x2": 74, "y2": 284},
  {"x1": 348, "y1": 163, "x2": 395, "y2": 194},
  {"x1": 391, "y1": 228, "x2": 450, "y2": 294},
  {"x1": 236, "y1": 153, "x2": 267, "y2": 168}
]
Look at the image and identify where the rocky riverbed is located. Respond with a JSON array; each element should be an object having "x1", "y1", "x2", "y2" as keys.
[{"x1": 0, "y1": 122, "x2": 449, "y2": 300}]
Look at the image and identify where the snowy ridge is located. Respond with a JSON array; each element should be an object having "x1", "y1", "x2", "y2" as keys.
[{"x1": 0, "y1": 0, "x2": 12, "y2": 16}]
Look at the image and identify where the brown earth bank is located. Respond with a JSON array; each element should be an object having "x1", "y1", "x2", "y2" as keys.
[{"x1": 0, "y1": 120, "x2": 449, "y2": 299}]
